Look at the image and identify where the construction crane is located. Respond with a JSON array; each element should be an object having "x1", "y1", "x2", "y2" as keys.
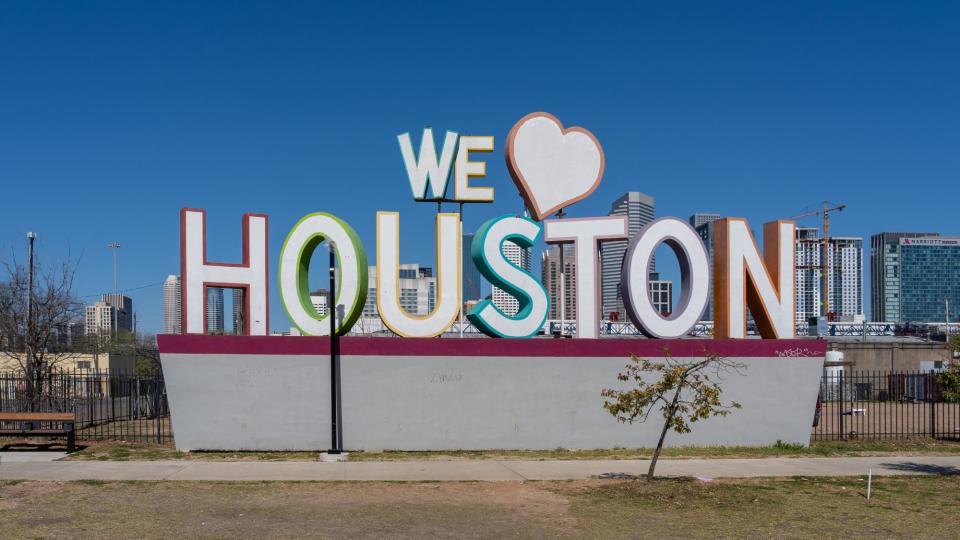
[{"x1": 790, "y1": 201, "x2": 847, "y2": 318}]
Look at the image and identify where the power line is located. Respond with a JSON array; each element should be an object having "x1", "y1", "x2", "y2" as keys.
[{"x1": 77, "y1": 280, "x2": 164, "y2": 299}]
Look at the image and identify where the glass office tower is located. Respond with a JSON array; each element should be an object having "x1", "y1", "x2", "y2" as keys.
[{"x1": 898, "y1": 237, "x2": 960, "y2": 323}]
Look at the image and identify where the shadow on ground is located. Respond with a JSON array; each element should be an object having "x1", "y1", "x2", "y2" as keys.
[
  {"x1": 0, "y1": 442, "x2": 82, "y2": 453},
  {"x1": 880, "y1": 461, "x2": 960, "y2": 475}
]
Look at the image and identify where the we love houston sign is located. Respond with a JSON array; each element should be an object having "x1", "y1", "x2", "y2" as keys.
[{"x1": 180, "y1": 112, "x2": 797, "y2": 341}]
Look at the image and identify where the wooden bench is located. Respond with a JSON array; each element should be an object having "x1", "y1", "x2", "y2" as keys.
[{"x1": 0, "y1": 412, "x2": 76, "y2": 452}]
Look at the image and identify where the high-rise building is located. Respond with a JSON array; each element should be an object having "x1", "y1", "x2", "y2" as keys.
[
  {"x1": 49, "y1": 321, "x2": 85, "y2": 350},
  {"x1": 695, "y1": 221, "x2": 716, "y2": 320},
  {"x1": 870, "y1": 232, "x2": 939, "y2": 322},
  {"x1": 363, "y1": 263, "x2": 437, "y2": 317},
  {"x1": 794, "y1": 228, "x2": 863, "y2": 325},
  {"x1": 648, "y1": 273, "x2": 673, "y2": 316},
  {"x1": 86, "y1": 294, "x2": 133, "y2": 336},
  {"x1": 898, "y1": 236, "x2": 960, "y2": 323},
  {"x1": 828, "y1": 236, "x2": 864, "y2": 322},
  {"x1": 492, "y1": 241, "x2": 531, "y2": 316},
  {"x1": 689, "y1": 213, "x2": 720, "y2": 229},
  {"x1": 462, "y1": 233, "x2": 482, "y2": 303},
  {"x1": 100, "y1": 293, "x2": 133, "y2": 331},
  {"x1": 309, "y1": 289, "x2": 328, "y2": 316},
  {"x1": 85, "y1": 302, "x2": 117, "y2": 336},
  {"x1": 206, "y1": 287, "x2": 224, "y2": 334},
  {"x1": 232, "y1": 288, "x2": 245, "y2": 334},
  {"x1": 601, "y1": 192, "x2": 655, "y2": 319},
  {"x1": 541, "y1": 245, "x2": 577, "y2": 320},
  {"x1": 162, "y1": 275, "x2": 182, "y2": 334}
]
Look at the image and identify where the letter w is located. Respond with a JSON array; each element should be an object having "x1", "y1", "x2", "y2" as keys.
[{"x1": 397, "y1": 128, "x2": 458, "y2": 200}]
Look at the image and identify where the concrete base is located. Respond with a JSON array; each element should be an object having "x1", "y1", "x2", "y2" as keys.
[
  {"x1": 319, "y1": 452, "x2": 350, "y2": 462},
  {"x1": 158, "y1": 336, "x2": 827, "y2": 452}
]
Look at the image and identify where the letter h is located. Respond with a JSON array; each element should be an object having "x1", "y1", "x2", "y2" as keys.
[{"x1": 181, "y1": 208, "x2": 270, "y2": 335}]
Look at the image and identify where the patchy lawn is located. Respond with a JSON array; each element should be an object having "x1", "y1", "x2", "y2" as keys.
[
  {"x1": 0, "y1": 476, "x2": 958, "y2": 539},
  {"x1": 57, "y1": 437, "x2": 960, "y2": 462}
]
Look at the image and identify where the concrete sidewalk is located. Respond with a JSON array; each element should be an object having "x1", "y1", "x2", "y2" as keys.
[{"x1": 0, "y1": 456, "x2": 958, "y2": 482}]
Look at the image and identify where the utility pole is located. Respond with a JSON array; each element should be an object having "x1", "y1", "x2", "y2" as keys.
[
  {"x1": 108, "y1": 242, "x2": 121, "y2": 338},
  {"x1": 25, "y1": 232, "x2": 37, "y2": 409}
]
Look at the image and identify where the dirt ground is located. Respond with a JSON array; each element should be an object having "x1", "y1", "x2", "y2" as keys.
[
  {"x1": 1, "y1": 475, "x2": 958, "y2": 539},
  {"x1": 816, "y1": 401, "x2": 960, "y2": 438}
]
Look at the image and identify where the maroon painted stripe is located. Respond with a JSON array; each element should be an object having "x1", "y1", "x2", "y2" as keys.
[{"x1": 157, "y1": 334, "x2": 826, "y2": 358}]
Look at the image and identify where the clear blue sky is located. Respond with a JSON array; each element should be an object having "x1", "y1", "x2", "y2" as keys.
[{"x1": 2, "y1": 1, "x2": 957, "y2": 333}]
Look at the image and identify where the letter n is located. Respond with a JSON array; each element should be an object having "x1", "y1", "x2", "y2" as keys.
[
  {"x1": 181, "y1": 208, "x2": 269, "y2": 335},
  {"x1": 714, "y1": 219, "x2": 795, "y2": 339}
]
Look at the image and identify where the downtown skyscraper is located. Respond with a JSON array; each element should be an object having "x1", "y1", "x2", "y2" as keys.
[
  {"x1": 163, "y1": 275, "x2": 182, "y2": 334},
  {"x1": 794, "y1": 228, "x2": 863, "y2": 325},
  {"x1": 541, "y1": 245, "x2": 576, "y2": 321},
  {"x1": 492, "y1": 241, "x2": 531, "y2": 316},
  {"x1": 362, "y1": 263, "x2": 436, "y2": 318},
  {"x1": 896, "y1": 236, "x2": 960, "y2": 323},
  {"x1": 688, "y1": 213, "x2": 720, "y2": 229},
  {"x1": 600, "y1": 192, "x2": 655, "y2": 319},
  {"x1": 206, "y1": 287, "x2": 225, "y2": 334},
  {"x1": 85, "y1": 294, "x2": 134, "y2": 337},
  {"x1": 870, "y1": 232, "x2": 939, "y2": 322}
]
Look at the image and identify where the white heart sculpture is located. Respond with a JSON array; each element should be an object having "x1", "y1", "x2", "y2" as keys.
[{"x1": 506, "y1": 112, "x2": 605, "y2": 221}]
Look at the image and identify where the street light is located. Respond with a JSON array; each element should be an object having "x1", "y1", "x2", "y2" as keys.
[
  {"x1": 328, "y1": 241, "x2": 343, "y2": 454},
  {"x1": 26, "y1": 232, "x2": 37, "y2": 405},
  {"x1": 108, "y1": 242, "x2": 121, "y2": 337},
  {"x1": 108, "y1": 242, "x2": 121, "y2": 292}
]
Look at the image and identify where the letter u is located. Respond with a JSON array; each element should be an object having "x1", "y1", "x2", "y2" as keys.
[{"x1": 376, "y1": 211, "x2": 461, "y2": 337}]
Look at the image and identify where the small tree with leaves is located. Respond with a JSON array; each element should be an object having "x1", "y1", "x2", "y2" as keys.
[
  {"x1": 602, "y1": 352, "x2": 744, "y2": 479},
  {"x1": 103, "y1": 331, "x2": 162, "y2": 375},
  {"x1": 937, "y1": 335, "x2": 960, "y2": 403}
]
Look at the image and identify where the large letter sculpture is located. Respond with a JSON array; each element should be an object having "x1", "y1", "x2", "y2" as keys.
[
  {"x1": 181, "y1": 208, "x2": 269, "y2": 335},
  {"x1": 621, "y1": 217, "x2": 710, "y2": 338},
  {"x1": 543, "y1": 216, "x2": 628, "y2": 339},
  {"x1": 376, "y1": 211, "x2": 461, "y2": 337},
  {"x1": 468, "y1": 215, "x2": 549, "y2": 338},
  {"x1": 398, "y1": 128, "x2": 459, "y2": 200},
  {"x1": 714, "y1": 219, "x2": 796, "y2": 339},
  {"x1": 278, "y1": 213, "x2": 367, "y2": 336}
]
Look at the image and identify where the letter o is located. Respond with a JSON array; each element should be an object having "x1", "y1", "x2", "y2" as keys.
[
  {"x1": 621, "y1": 217, "x2": 710, "y2": 338},
  {"x1": 279, "y1": 213, "x2": 367, "y2": 336}
]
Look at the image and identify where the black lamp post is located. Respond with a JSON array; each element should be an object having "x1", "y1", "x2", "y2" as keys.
[{"x1": 328, "y1": 241, "x2": 343, "y2": 454}]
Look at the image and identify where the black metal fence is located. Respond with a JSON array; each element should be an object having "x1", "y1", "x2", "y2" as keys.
[
  {"x1": 813, "y1": 371, "x2": 960, "y2": 440},
  {"x1": 0, "y1": 370, "x2": 171, "y2": 444}
]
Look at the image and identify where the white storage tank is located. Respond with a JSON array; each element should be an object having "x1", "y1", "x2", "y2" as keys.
[
  {"x1": 825, "y1": 350, "x2": 844, "y2": 365},
  {"x1": 823, "y1": 350, "x2": 844, "y2": 401}
]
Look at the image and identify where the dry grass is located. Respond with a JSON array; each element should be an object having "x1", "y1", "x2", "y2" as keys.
[{"x1": 0, "y1": 476, "x2": 957, "y2": 539}]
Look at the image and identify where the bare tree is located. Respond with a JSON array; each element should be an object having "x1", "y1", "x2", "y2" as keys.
[
  {"x1": 0, "y1": 250, "x2": 84, "y2": 408},
  {"x1": 602, "y1": 351, "x2": 744, "y2": 479}
]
